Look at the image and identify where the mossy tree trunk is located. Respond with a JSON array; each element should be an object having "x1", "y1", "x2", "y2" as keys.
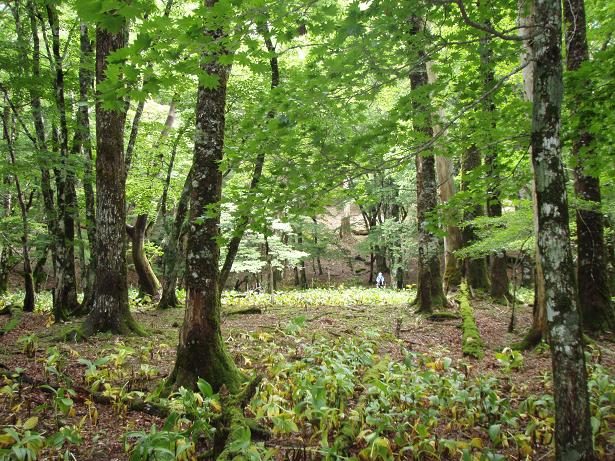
[
  {"x1": 564, "y1": 0, "x2": 614, "y2": 332},
  {"x1": 530, "y1": 0, "x2": 594, "y2": 457},
  {"x1": 409, "y1": 17, "x2": 446, "y2": 313},
  {"x1": 83, "y1": 15, "x2": 141, "y2": 335},
  {"x1": 168, "y1": 0, "x2": 241, "y2": 392}
]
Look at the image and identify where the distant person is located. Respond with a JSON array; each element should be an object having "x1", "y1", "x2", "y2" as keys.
[{"x1": 376, "y1": 272, "x2": 385, "y2": 288}]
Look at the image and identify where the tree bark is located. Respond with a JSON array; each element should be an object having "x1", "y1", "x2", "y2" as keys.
[
  {"x1": 530, "y1": 0, "x2": 594, "y2": 457},
  {"x1": 219, "y1": 22, "x2": 278, "y2": 288},
  {"x1": 168, "y1": 0, "x2": 241, "y2": 392},
  {"x1": 564, "y1": 0, "x2": 615, "y2": 332},
  {"x1": 426, "y1": 63, "x2": 462, "y2": 292},
  {"x1": 409, "y1": 18, "x2": 447, "y2": 313},
  {"x1": 461, "y1": 145, "x2": 489, "y2": 290},
  {"x1": 478, "y1": 20, "x2": 512, "y2": 302},
  {"x1": 78, "y1": 22, "x2": 96, "y2": 311},
  {"x1": 126, "y1": 214, "x2": 161, "y2": 298},
  {"x1": 518, "y1": 0, "x2": 548, "y2": 346},
  {"x1": 46, "y1": 3, "x2": 80, "y2": 320},
  {"x1": 83, "y1": 14, "x2": 140, "y2": 335},
  {"x1": 158, "y1": 171, "x2": 191, "y2": 309}
]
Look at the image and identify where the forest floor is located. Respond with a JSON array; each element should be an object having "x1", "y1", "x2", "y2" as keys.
[{"x1": 1, "y1": 287, "x2": 614, "y2": 460}]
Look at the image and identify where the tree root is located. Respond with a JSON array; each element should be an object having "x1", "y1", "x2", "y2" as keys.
[
  {"x1": 0, "y1": 369, "x2": 170, "y2": 418},
  {"x1": 224, "y1": 307, "x2": 263, "y2": 317},
  {"x1": 213, "y1": 375, "x2": 271, "y2": 460}
]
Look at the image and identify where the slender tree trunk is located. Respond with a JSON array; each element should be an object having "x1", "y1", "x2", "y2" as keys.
[
  {"x1": 83, "y1": 14, "x2": 140, "y2": 335},
  {"x1": 219, "y1": 22, "x2": 278, "y2": 288},
  {"x1": 3, "y1": 103, "x2": 35, "y2": 312},
  {"x1": 0, "y1": 177, "x2": 13, "y2": 294},
  {"x1": 410, "y1": 18, "x2": 446, "y2": 313},
  {"x1": 78, "y1": 22, "x2": 96, "y2": 311},
  {"x1": 564, "y1": 0, "x2": 614, "y2": 332},
  {"x1": 46, "y1": 3, "x2": 80, "y2": 320},
  {"x1": 158, "y1": 171, "x2": 191, "y2": 309},
  {"x1": 518, "y1": 0, "x2": 548, "y2": 347},
  {"x1": 22, "y1": 0, "x2": 59, "y2": 295},
  {"x1": 168, "y1": 0, "x2": 240, "y2": 392},
  {"x1": 478, "y1": 21, "x2": 511, "y2": 302},
  {"x1": 461, "y1": 145, "x2": 490, "y2": 290},
  {"x1": 126, "y1": 214, "x2": 161, "y2": 298},
  {"x1": 530, "y1": 0, "x2": 594, "y2": 457}
]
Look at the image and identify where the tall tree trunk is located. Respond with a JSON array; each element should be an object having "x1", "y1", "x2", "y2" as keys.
[
  {"x1": 219, "y1": 22, "x2": 278, "y2": 288},
  {"x1": 126, "y1": 214, "x2": 161, "y2": 298},
  {"x1": 78, "y1": 22, "x2": 96, "y2": 311},
  {"x1": 168, "y1": 0, "x2": 240, "y2": 392},
  {"x1": 22, "y1": 0, "x2": 59, "y2": 296},
  {"x1": 519, "y1": 0, "x2": 548, "y2": 347},
  {"x1": 3, "y1": 103, "x2": 35, "y2": 312},
  {"x1": 461, "y1": 145, "x2": 490, "y2": 290},
  {"x1": 409, "y1": 18, "x2": 447, "y2": 313},
  {"x1": 46, "y1": 3, "x2": 79, "y2": 320},
  {"x1": 478, "y1": 19, "x2": 511, "y2": 302},
  {"x1": 83, "y1": 14, "x2": 141, "y2": 335},
  {"x1": 158, "y1": 171, "x2": 191, "y2": 309},
  {"x1": 426, "y1": 63, "x2": 462, "y2": 292},
  {"x1": 530, "y1": 0, "x2": 594, "y2": 457},
  {"x1": 564, "y1": 0, "x2": 614, "y2": 332}
]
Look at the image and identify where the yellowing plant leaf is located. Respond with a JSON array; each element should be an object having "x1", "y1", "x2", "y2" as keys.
[{"x1": 22, "y1": 416, "x2": 38, "y2": 430}]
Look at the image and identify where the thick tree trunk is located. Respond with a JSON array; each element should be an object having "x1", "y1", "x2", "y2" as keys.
[
  {"x1": 564, "y1": 0, "x2": 614, "y2": 332},
  {"x1": 83, "y1": 16, "x2": 140, "y2": 335},
  {"x1": 0, "y1": 178, "x2": 12, "y2": 294},
  {"x1": 158, "y1": 172, "x2": 191, "y2": 309},
  {"x1": 168, "y1": 0, "x2": 241, "y2": 392},
  {"x1": 127, "y1": 214, "x2": 161, "y2": 298},
  {"x1": 461, "y1": 145, "x2": 489, "y2": 290},
  {"x1": 530, "y1": 0, "x2": 594, "y2": 458},
  {"x1": 409, "y1": 19, "x2": 447, "y2": 313}
]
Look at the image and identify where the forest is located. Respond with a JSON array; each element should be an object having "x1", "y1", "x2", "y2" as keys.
[{"x1": 0, "y1": 0, "x2": 614, "y2": 459}]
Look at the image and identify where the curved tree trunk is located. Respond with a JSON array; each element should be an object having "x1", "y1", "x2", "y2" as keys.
[
  {"x1": 530, "y1": 0, "x2": 594, "y2": 457},
  {"x1": 168, "y1": 0, "x2": 241, "y2": 392},
  {"x1": 127, "y1": 214, "x2": 161, "y2": 298},
  {"x1": 83, "y1": 15, "x2": 141, "y2": 335},
  {"x1": 564, "y1": 0, "x2": 614, "y2": 332}
]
